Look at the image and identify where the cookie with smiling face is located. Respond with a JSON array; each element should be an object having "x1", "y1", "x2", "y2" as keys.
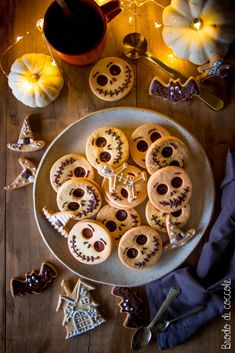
[
  {"x1": 145, "y1": 200, "x2": 191, "y2": 233},
  {"x1": 50, "y1": 153, "x2": 95, "y2": 192},
  {"x1": 56, "y1": 178, "x2": 102, "y2": 221},
  {"x1": 118, "y1": 226, "x2": 162, "y2": 270},
  {"x1": 147, "y1": 166, "x2": 192, "y2": 213},
  {"x1": 68, "y1": 220, "x2": 113, "y2": 265},
  {"x1": 86, "y1": 126, "x2": 129, "y2": 170},
  {"x1": 146, "y1": 136, "x2": 190, "y2": 175},
  {"x1": 96, "y1": 204, "x2": 141, "y2": 246},
  {"x1": 89, "y1": 57, "x2": 134, "y2": 101},
  {"x1": 129, "y1": 124, "x2": 170, "y2": 169}
]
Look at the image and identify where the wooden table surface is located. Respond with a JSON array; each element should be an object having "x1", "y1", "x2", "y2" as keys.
[{"x1": 1, "y1": 0, "x2": 235, "y2": 352}]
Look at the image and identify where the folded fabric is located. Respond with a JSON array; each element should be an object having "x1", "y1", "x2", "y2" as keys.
[{"x1": 146, "y1": 150, "x2": 235, "y2": 350}]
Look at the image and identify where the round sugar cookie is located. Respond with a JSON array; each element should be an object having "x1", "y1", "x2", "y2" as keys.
[
  {"x1": 129, "y1": 123, "x2": 170, "y2": 168},
  {"x1": 145, "y1": 136, "x2": 190, "y2": 174},
  {"x1": 145, "y1": 200, "x2": 191, "y2": 232},
  {"x1": 86, "y1": 126, "x2": 129, "y2": 170},
  {"x1": 57, "y1": 177, "x2": 102, "y2": 220},
  {"x1": 68, "y1": 220, "x2": 113, "y2": 265},
  {"x1": 96, "y1": 204, "x2": 141, "y2": 245},
  {"x1": 102, "y1": 163, "x2": 147, "y2": 210},
  {"x1": 89, "y1": 57, "x2": 134, "y2": 101},
  {"x1": 118, "y1": 226, "x2": 162, "y2": 270},
  {"x1": 50, "y1": 153, "x2": 95, "y2": 192},
  {"x1": 147, "y1": 166, "x2": 192, "y2": 213}
]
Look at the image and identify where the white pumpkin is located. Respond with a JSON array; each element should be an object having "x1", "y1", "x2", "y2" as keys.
[
  {"x1": 8, "y1": 53, "x2": 64, "y2": 108},
  {"x1": 162, "y1": 0, "x2": 235, "y2": 65}
]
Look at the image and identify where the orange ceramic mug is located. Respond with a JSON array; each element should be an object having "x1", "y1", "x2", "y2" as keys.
[{"x1": 43, "y1": 0, "x2": 122, "y2": 65}]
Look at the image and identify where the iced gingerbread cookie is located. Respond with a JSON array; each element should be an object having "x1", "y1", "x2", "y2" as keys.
[
  {"x1": 57, "y1": 177, "x2": 102, "y2": 220},
  {"x1": 129, "y1": 123, "x2": 170, "y2": 168},
  {"x1": 145, "y1": 200, "x2": 190, "y2": 232},
  {"x1": 118, "y1": 226, "x2": 162, "y2": 270},
  {"x1": 146, "y1": 136, "x2": 190, "y2": 174},
  {"x1": 165, "y1": 215, "x2": 196, "y2": 250},
  {"x1": 86, "y1": 126, "x2": 129, "y2": 170},
  {"x1": 50, "y1": 153, "x2": 95, "y2": 192},
  {"x1": 42, "y1": 206, "x2": 76, "y2": 238},
  {"x1": 89, "y1": 57, "x2": 134, "y2": 101},
  {"x1": 101, "y1": 163, "x2": 147, "y2": 209},
  {"x1": 147, "y1": 166, "x2": 192, "y2": 213},
  {"x1": 96, "y1": 204, "x2": 141, "y2": 245},
  {"x1": 68, "y1": 220, "x2": 113, "y2": 265}
]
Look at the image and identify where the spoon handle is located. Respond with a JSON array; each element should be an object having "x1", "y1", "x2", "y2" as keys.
[
  {"x1": 147, "y1": 286, "x2": 181, "y2": 329},
  {"x1": 167, "y1": 304, "x2": 206, "y2": 326}
]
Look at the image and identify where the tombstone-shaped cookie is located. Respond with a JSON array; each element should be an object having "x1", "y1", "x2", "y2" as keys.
[{"x1": 57, "y1": 278, "x2": 106, "y2": 339}]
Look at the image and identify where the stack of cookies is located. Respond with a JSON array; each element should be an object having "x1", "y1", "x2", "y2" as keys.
[{"x1": 45, "y1": 123, "x2": 193, "y2": 271}]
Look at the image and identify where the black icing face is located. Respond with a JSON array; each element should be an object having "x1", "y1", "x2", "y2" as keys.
[
  {"x1": 90, "y1": 57, "x2": 133, "y2": 99},
  {"x1": 68, "y1": 222, "x2": 111, "y2": 264}
]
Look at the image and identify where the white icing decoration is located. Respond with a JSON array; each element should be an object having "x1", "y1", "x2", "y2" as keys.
[{"x1": 42, "y1": 206, "x2": 76, "y2": 238}]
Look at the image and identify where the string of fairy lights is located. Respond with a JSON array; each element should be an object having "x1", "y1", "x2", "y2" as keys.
[{"x1": 0, "y1": 0, "x2": 168, "y2": 78}]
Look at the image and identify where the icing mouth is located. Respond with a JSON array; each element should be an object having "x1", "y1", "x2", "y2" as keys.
[
  {"x1": 96, "y1": 65, "x2": 132, "y2": 98},
  {"x1": 53, "y1": 157, "x2": 76, "y2": 187},
  {"x1": 150, "y1": 215, "x2": 165, "y2": 229},
  {"x1": 105, "y1": 129, "x2": 123, "y2": 164},
  {"x1": 70, "y1": 235, "x2": 100, "y2": 263},
  {"x1": 159, "y1": 187, "x2": 190, "y2": 208},
  {"x1": 134, "y1": 236, "x2": 161, "y2": 268}
]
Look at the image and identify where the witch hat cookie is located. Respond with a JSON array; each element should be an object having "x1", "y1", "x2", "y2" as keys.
[
  {"x1": 165, "y1": 214, "x2": 195, "y2": 250},
  {"x1": 42, "y1": 206, "x2": 76, "y2": 238},
  {"x1": 4, "y1": 157, "x2": 37, "y2": 190},
  {"x1": 7, "y1": 115, "x2": 46, "y2": 152}
]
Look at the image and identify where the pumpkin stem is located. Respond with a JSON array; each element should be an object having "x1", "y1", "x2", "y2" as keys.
[
  {"x1": 191, "y1": 18, "x2": 203, "y2": 31},
  {"x1": 30, "y1": 73, "x2": 40, "y2": 82}
]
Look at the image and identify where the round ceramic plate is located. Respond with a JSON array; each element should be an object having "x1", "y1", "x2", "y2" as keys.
[{"x1": 33, "y1": 107, "x2": 215, "y2": 287}]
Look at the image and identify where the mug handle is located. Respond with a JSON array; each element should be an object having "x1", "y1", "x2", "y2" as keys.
[{"x1": 100, "y1": 0, "x2": 122, "y2": 22}]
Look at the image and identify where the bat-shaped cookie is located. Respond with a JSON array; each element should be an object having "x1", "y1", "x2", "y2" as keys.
[
  {"x1": 149, "y1": 77, "x2": 199, "y2": 102},
  {"x1": 10, "y1": 262, "x2": 57, "y2": 297},
  {"x1": 111, "y1": 286, "x2": 144, "y2": 328}
]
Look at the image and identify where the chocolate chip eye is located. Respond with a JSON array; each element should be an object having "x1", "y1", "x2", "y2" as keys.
[
  {"x1": 100, "y1": 151, "x2": 111, "y2": 162},
  {"x1": 96, "y1": 137, "x2": 107, "y2": 147},
  {"x1": 68, "y1": 202, "x2": 80, "y2": 210},
  {"x1": 136, "y1": 234, "x2": 147, "y2": 245},
  {"x1": 121, "y1": 188, "x2": 128, "y2": 198},
  {"x1": 94, "y1": 241, "x2": 105, "y2": 252},
  {"x1": 156, "y1": 184, "x2": 168, "y2": 195},
  {"x1": 74, "y1": 167, "x2": 86, "y2": 177},
  {"x1": 169, "y1": 160, "x2": 180, "y2": 166},
  {"x1": 150, "y1": 132, "x2": 161, "y2": 142},
  {"x1": 171, "y1": 177, "x2": 183, "y2": 188},
  {"x1": 82, "y1": 228, "x2": 93, "y2": 239},
  {"x1": 127, "y1": 248, "x2": 138, "y2": 258},
  {"x1": 162, "y1": 146, "x2": 173, "y2": 158},
  {"x1": 105, "y1": 220, "x2": 117, "y2": 232},
  {"x1": 97, "y1": 74, "x2": 108, "y2": 86},
  {"x1": 137, "y1": 140, "x2": 148, "y2": 152},
  {"x1": 171, "y1": 209, "x2": 182, "y2": 217},
  {"x1": 73, "y1": 188, "x2": 85, "y2": 197},
  {"x1": 116, "y1": 209, "x2": 127, "y2": 221},
  {"x1": 109, "y1": 64, "x2": 121, "y2": 76}
]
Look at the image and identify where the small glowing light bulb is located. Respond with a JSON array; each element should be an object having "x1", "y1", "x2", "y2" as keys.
[
  {"x1": 154, "y1": 22, "x2": 162, "y2": 29},
  {"x1": 168, "y1": 53, "x2": 174, "y2": 59},
  {"x1": 129, "y1": 16, "x2": 133, "y2": 24},
  {"x1": 16, "y1": 36, "x2": 23, "y2": 42},
  {"x1": 36, "y1": 18, "x2": 44, "y2": 32}
]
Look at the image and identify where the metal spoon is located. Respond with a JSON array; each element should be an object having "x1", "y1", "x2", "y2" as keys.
[
  {"x1": 152, "y1": 304, "x2": 206, "y2": 334},
  {"x1": 122, "y1": 32, "x2": 224, "y2": 111},
  {"x1": 131, "y1": 286, "x2": 181, "y2": 351}
]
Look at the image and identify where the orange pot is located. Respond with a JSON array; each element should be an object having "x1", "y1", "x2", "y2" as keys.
[{"x1": 43, "y1": 0, "x2": 122, "y2": 66}]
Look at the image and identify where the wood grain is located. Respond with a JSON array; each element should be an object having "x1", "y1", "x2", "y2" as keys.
[{"x1": 1, "y1": 0, "x2": 235, "y2": 352}]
